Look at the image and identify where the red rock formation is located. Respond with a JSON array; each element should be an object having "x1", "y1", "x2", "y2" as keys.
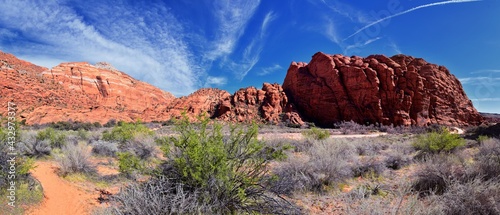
[
  {"x1": 0, "y1": 51, "x2": 303, "y2": 126},
  {"x1": 0, "y1": 51, "x2": 175, "y2": 124},
  {"x1": 283, "y1": 52, "x2": 483, "y2": 127},
  {"x1": 166, "y1": 83, "x2": 304, "y2": 125}
]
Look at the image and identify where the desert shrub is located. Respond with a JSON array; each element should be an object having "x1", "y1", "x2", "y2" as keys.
[
  {"x1": 48, "y1": 121, "x2": 100, "y2": 131},
  {"x1": 102, "y1": 121, "x2": 153, "y2": 143},
  {"x1": 466, "y1": 123, "x2": 500, "y2": 139},
  {"x1": 434, "y1": 178, "x2": 500, "y2": 215},
  {"x1": 265, "y1": 138, "x2": 310, "y2": 153},
  {"x1": 104, "y1": 119, "x2": 117, "y2": 127},
  {"x1": 351, "y1": 138, "x2": 389, "y2": 156},
  {"x1": 0, "y1": 126, "x2": 37, "y2": 189},
  {"x1": 477, "y1": 135, "x2": 490, "y2": 144},
  {"x1": 57, "y1": 143, "x2": 96, "y2": 176},
  {"x1": 117, "y1": 152, "x2": 144, "y2": 177},
  {"x1": 384, "y1": 153, "x2": 411, "y2": 170},
  {"x1": 270, "y1": 156, "x2": 322, "y2": 194},
  {"x1": 352, "y1": 157, "x2": 386, "y2": 178},
  {"x1": 108, "y1": 115, "x2": 299, "y2": 214},
  {"x1": 412, "y1": 155, "x2": 467, "y2": 196},
  {"x1": 473, "y1": 138, "x2": 500, "y2": 181},
  {"x1": 36, "y1": 127, "x2": 67, "y2": 148},
  {"x1": 120, "y1": 135, "x2": 157, "y2": 160},
  {"x1": 301, "y1": 127, "x2": 330, "y2": 140},
  {"x1": 335, "y1": 120, "x2": 374, "y2": 134},
  {"x1": 104, "y1": 177, "x2": 210, "y2": 214},
  {"x1": 383, "y1": 138, "x2": 414, "y2": 170},
  {"x1": 91, "y1": 140, "x2": 118, "y2": 157},
  {"x1": 18, "y1": 131, "x2": 52, "y2": 157},
  {"x1": 413, "y1": 128, "x2": 465, "y2": 155},
  {"x1": 272, "y1": 139, "x2": 356, "y2": 194},
  {"x1": 19, "y1": 139, "x2": 52, "y2": 158}
]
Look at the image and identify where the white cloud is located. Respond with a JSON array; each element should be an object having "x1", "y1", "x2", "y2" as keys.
[
  {"x1": 227, "y1": 11, "x2": 276, "y2": 80},
  {"x1": 319, "y1": 0, "x2": 371, "y2": 24},
  {"x1": 205, "y1": 76, "x2": 228, "y2": 87},
  {"x1": 205, "y1": 0, "x2": 261, "y2": 61},
  {"x1": 344, "y1": 0, "x2": 482, "y2": 41},
  {"x1": 0, "y1": 0, "x2": 201, "y2": 96},
  {"x1": 388, "y1": 41, "x2": 402, "y2": 54},
  {"x1": 344, "y1": 37, "x2": 382, "y2": 54},
  {"x1": 472, "y1": 69, "x2": 500, "y2": 74},
  {"x1": 258, "y1": 64, "x2": 283, "y2": 76},
  {"x1": 459, "y1": 77, "x2": 500, "y2": 85},
  {"x1": 471, "y1": 98, "x2": 500, "y2": 102}
]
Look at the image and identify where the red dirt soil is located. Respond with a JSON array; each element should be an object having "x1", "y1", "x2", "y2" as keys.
[{"x1": 26, "y1": 161, "x2": 98, "y2": 215}]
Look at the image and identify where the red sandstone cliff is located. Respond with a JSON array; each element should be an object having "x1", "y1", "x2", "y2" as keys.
[
  {"x1": 283, "y1": 52, "x2": 483, "y2": 127},
  {"x1": 1, "y1": 51, "x2": 482, "y2": 127},
  {"x1": 1, "y1": 51, "x2": 175, "y2": 124}
]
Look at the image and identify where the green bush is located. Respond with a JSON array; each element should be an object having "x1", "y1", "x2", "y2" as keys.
[
  {"x1": 302, "y1": 127, "x2": 330, "y2": 140},
  {"x1": 413, "y1": 128, "x2": 465, "y2": 154},
  {"x1": 117, "y1": 152, "x2": 144, "y2": 177},
  {"x1": 102, "y1": 121, "x2": 153, "y2": 143},
  {"x1": 36, "y1": 127, "x2": 67, "y2": 148},
  {"x1": 109, "y1": 114, "x2": 299, "y2": 214}
]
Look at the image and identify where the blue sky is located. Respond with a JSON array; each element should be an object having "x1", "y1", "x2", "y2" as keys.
[{"x1": 0, "y1": 0, "x2": 499, "y2": 113}]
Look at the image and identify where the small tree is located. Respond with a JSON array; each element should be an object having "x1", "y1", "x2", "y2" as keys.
[{"x1": 413, "y1": 128, "x2": 465, "y2": 154}]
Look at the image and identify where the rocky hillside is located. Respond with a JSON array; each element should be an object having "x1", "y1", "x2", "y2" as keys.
[
  {"x1": 283, "y1": 52, "x2": 483, "y2": 127},
  {"x1": 0, "y1": 51, "x2": 301, "y2": 125},
  {"x1": 0, "y1": 51, "x2": 483, "y2": 127},
  {"x1": 0, "y1": 51, "x2": 175, "y2": 124}
]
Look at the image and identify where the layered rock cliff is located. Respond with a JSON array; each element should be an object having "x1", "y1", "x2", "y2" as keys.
[
  {"x1": 1, "y1": 51, "x2": 483, "y2": 127},
  {"x1": 0, "y1": 51, "x2": 302, "y2": 125},
  {"x1": 0, "y1": 51, "x2": 175, "y2": 124},
  {"x1": 283, "y1": 52, "x2": 483, "y2": 127}
]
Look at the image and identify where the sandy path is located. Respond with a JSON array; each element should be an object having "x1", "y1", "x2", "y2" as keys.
[{"x1": 27, "y1": 161, "x2": 96, "y2": 215}]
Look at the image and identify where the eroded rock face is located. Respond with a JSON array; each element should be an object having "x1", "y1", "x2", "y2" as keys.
[
  {"x1": 167, "y1": 83, "x2": 304, "y2": 125},
  {"x1": 0, "y1": 51, "x2": 303, "y2": 126},
  {"x1": 0, "y1": 51, "x2": 175, "y2": 124},
  {"x1": 283, "y1": 52, "x2": 483, "y2": 127}
]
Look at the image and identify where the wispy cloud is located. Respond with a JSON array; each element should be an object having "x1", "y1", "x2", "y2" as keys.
[
  {"x1": 205, "y1": 0, "x2": 261, "y2": 61},
  {"x1": 471, "y1": 98, "x2": 500, "y2": 102},
  {"x1": 388, "y1": 40, "x2": 402, "y2": 54},
  {"x1": 344, "y1": 37, "x2": 382, "y2": 54},
  {"x1": 258, "y1": 64, "x2": 283, "y2": 76},
  {"x1": 319, "y1": 0, "x2": 371, "y2": 24},
  {"x1": 344, "y1": 0, "x2": 482, "y2": 41},
  {"x1": 227, "y1": 11, "x2": 276, "y2": 80},
  {"x1": 0, "y1": 0, "x2": 198, "y2": 96},
  {"x1": 472, "y1": 69, "x2": 500, "y2": 74},
  {"x1": 459, "y1": 77, "x2": 500, "y2": 85},
  {"x1": 205, "y1": 76, "x2": 228, "y2": 87}
]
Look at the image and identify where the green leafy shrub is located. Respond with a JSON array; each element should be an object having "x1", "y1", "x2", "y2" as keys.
[
  {"x1": 36, "y1": 127, "x2": 67, "y2": 148},
  {"x1": 117, "y1": 152, "x2": 144, "y2": 177},
  {"x1": 413, "y1": 128, "x2": 465, "y2": 154},
  {"x1": 108, "y1": 115, "x2": 299, "y2": 214},
  {"x1": 102, "y1": 121, "x2": 153, "y2": 143},
  {"x1": 302, "y1": 127, "x2": 330, "y2": 140}
]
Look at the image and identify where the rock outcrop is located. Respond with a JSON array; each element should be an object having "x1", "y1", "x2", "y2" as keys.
[
  {"x1": 283, "y1": 52, "x2": 483, "y2": 127},
  {"x1": 165, "y1": 83, "x2": 303, "y2": 125},
  {"x1": 1, "y1": 51, "x2": 175, "y2": 124},
  {"x1": 1, "y1": 50, "x2": 482, "y2": 127},
  {"x1": 0, "y1": 51, "x2": 303, "y2": 126}
]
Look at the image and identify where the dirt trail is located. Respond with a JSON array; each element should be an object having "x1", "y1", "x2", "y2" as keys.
[{"x1": 27, "y1": 161, "x2": 97, "y2": 215}]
